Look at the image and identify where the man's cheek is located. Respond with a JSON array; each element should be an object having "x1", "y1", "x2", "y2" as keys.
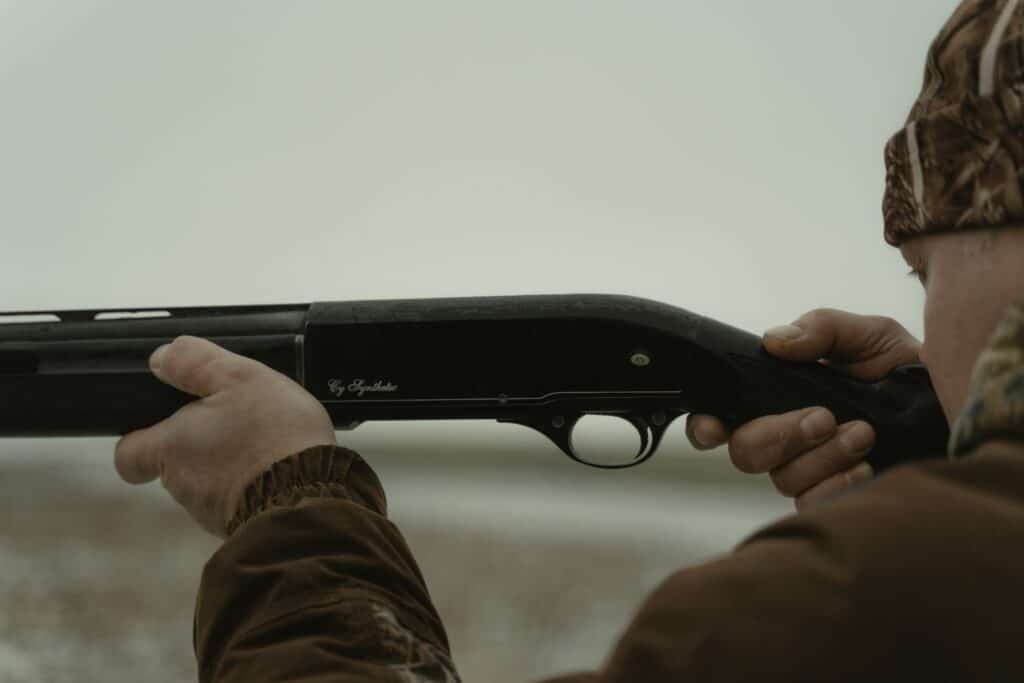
[
  {"x1": 921, "y1": 291, "x2": 939, "y2": 369},
  {"x1": 921, "y1": 291, "x2": 958, "y2": 423}
]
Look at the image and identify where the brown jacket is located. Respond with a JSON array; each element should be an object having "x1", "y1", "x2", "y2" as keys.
[{"x1": 193, "y1": 300, "x2": 1024, "y2": 682}]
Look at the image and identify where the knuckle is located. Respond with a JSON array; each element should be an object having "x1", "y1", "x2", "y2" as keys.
[
  {"x1": 774, "y1": 425, "x2": 796, "y2": 459},
  {"x1": 864, "y1": 316, "x2": 920, "y2": 355},
  {"x1": 868, "y1": 314, "x2": 895, "y2": 330},
  {"x1": 828, "y1": 449, "x2": 861, "y2": 476},
  {"x1": 160, "y1": 336, "x2": 202, "y2": 378},
  {"x1": 162, "y1": 465, "x2": 193, "y2": 505},
  {"x1": 798, "y1": 308, "x2": 839, "y2": 329},
  {"x1": 159, "y1": 464, "x2": 180, "y2": 494},
  {"x1": 185, "y1": 355, "x2": 221, "y2": 389},
  {"x1": 794, "y1": 492, "x2": 815, "y2": 512},
  {"x1": 770, "y1": 469, "x2": 800, "y2": 497},
  {"x1": 869, "y1": 315, "x2": 904, "y2": 337},
  {"x1": 866, "y1": 316, "x2": 908, "y2": 349},
  {"x1": 184, "y1": 353, "x2": 255, "y2": 392},
  {"x1": 729, "y1": 450, "x2": 756, "y2": 473},
  {"x1": 217, "y1": 356, "x2": 255, "y2": 384},
  {"x1": 795, "y1": 480, "x2": 834, "y2": 511},
  {"x1": 808, "y1": 436, "x2": 865, "y2": 481},
  {"x1": 811, "y1": 439, "x2": 849, "y2": 471},
  {"x1": 168, "y1": 334, "x2": 201, "y2": 355},
  {"x1": 729, "y1": 425, "x2": 786, "y2": 473},
  {"x1": 728, "y1": 432, "x2": 759, "y2": 473},
  {"x1": 771, "y1": 437, "x2": 854, "y2": 501}
]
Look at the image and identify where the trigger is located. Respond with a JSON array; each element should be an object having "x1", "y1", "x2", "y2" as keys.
[
  {"x1": 625, "y1": 415, "x2": 652, "y2": 462},
  {"x1": 645, "y1": 410, "x2": 683, "y2": 457},
  {"x1": 625, "y1": 410, "x2": 684, "y2": 462}
]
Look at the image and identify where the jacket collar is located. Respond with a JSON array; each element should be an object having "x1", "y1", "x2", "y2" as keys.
[{"x1": 949, "y1": 295, "x2": 1024, "y2": 457}]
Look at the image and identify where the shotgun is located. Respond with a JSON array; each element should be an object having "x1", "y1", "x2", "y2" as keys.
[{"x1": 0, "y1": 294, "x2": 949, "y2": 471}]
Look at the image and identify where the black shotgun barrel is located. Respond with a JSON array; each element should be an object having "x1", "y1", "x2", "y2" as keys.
[{"x1": 0, "y1": 304, "x2": 309, "y2": 436}]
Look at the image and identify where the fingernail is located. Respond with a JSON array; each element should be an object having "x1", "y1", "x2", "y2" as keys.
[
  {"x1": 800, "y1": 409, "x2": 834, "y2": 440},
  {"x1": 839, "y1": 423, "x2": 874, "y2": 453},
  {"x1": 150, "y1": 344, "x2": 170, "y2": 374},
  {"x1": 693, "y1": 422, "x2": 716, "y2": 448},
  {"x1": 764, "y1": 324, "x2": 804, "y2": 341}
]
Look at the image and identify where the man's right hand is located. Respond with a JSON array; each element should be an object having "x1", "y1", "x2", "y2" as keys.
[{"x1": 685, "y1": 309, "x2": 923, "y2": 511}]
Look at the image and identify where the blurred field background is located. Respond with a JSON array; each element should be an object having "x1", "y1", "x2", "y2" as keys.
[{"x1": 0, "y1": 425, "x2": 789, "y2": 683}]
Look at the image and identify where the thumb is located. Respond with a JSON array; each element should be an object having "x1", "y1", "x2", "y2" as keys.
[
  {"x1": 114, "y1": 426, "x2": 164, "y2": 484},
  {"x1": 763, "y1": 308, "x2": 922, "y2": 381},
  {"x1": 150, "y1": 335, "x2": 256, "y2": 398}
]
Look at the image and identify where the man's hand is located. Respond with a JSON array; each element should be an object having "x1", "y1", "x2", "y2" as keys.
[
  {"x1": 685, "y1": 309, "x2": 923, "y2": 511},
  {"x1": 114, "y1": 336, "x2": 338, "y2": 538}
]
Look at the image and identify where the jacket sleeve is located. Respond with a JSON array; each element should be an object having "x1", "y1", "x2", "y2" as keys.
[
  {"x1": 593, "y1": 438, "x2": 1024, "y2": 682},
  {"x1": 194, "y1": 438, "x2": 1024, "y2": 683},
  {"x1": 194, "y1": 445, "x2": 460, "y2": 682}
]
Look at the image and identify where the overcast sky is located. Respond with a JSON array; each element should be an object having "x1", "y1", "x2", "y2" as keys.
[{"x1": 1, "y1": 0, "x2": 962, "y2": 338}]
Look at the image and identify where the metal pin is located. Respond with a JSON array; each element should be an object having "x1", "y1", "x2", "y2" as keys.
[{"x1": 630, "y1": 351, "x2": 652, "y2": 367}]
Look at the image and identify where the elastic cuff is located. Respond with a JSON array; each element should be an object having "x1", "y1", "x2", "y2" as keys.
[{"x1": 227, "y1": 445, "x2": 386, "y2": 537}]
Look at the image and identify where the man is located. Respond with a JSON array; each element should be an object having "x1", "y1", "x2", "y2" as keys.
[{"x1": 114, "y1": 1, "x2": 1024, "y2": 680}]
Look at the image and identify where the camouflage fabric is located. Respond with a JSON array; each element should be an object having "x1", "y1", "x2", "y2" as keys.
[
  {"x1": 884, "y1": 0, "x2": 1024, "y2": 246},
  {"x1": 950, "y1": 293, "x2": 1024, "y2": 456}
]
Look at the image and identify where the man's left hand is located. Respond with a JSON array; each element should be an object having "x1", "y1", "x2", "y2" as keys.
[{"x1": 114, "y1": 336, "x2": 338, "y2": 538}]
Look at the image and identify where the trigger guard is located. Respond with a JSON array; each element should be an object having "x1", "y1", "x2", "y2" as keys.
[
  {"x1": 499, "y1": 412, "x2": 583, "y2": 461},
  {"x1": 498, "y1": 409, "x2": 683, "y2": 469}
]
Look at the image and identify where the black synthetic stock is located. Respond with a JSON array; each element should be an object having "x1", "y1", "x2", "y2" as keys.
[{"x1": 0, "y1": 294, "x2": 949, "y2": 471}]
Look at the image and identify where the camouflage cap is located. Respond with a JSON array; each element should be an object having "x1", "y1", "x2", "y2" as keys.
[{"x1": 884, "y1": 0, "x2": 1024, "y2": 246}]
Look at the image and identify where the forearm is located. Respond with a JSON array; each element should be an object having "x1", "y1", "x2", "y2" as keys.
[{"x1": 194, "y1": 446, "x2": 457, "y2": 682}]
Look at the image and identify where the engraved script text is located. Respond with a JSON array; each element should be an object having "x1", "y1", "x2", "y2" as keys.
[{"x1": 328, "y1": 378, "x2": 399, "y2": 398}]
